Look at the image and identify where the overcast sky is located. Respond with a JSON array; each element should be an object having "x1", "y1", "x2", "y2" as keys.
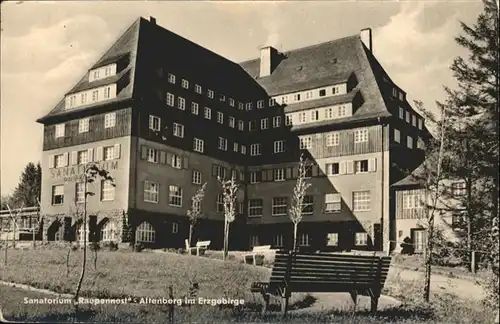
[{"x1": 0, "y1": 0, "x2": 483, "y2": 195}]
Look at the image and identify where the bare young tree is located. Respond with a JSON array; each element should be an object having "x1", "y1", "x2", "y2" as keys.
[
  {"x1": 33, "y1": 198, "x2": 44, "y2": 248},
  {"x1": 73, "y1": 164, "x2": 114, "y2": 305},
  {"x1": 186, "y1": 183, "x2": 207, "y2": 247},
  {"x1": 218, "y1": 174, "x2": 239, "y2": 261},
  {"x1": 3, "y1": 203, "x2": 24, "y2": 265},
  {"x1": 289, "y1": 154, "x2": 312, "y2": 251}
]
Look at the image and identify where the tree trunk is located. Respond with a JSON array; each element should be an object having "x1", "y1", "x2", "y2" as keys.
[
  {"x1": 188, "y1": 224, "x2": 193, "y2": 247},
  {"x1": 74, "y1": 177, "x2": 88, "y2": 304},
  {"x1": 423, "y1": 224, "x2": 433, "y2": 302},
  {"x1": 223, "y1": 220, "x2": 230, "y2": 260},
  {"x1": 293, "y1": 223, "x2": 298, "y2": 251},
  {"x1": 4, "y1": 236, "x2": 7, "y2": 266}
]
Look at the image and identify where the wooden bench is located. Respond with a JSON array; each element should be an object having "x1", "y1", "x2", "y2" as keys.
[
  {"x1": 242, "y1": 245, "x2": 272, "y2": 265},
  {"x1": 185, "y1": 239, "x2": 210, "y2": 256},
  {"x1": 251, "y1": 250, "x2": 392, "y2": 315}
]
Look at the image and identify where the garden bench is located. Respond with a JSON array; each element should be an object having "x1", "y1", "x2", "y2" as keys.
[
  {"x1": 242, "y1": 245, "x2": 272, "y2": 266},
  {"x1": 251, "y1": 250, "x2": 392, "y2": 315},
  {"x1": 185, "y1": 239, "x2": 210, "y2": 256}
]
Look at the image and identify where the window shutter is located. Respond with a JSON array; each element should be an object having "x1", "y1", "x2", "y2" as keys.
[
  {"x1": 262, "y1": 170, "x2": 268, "y2": 181},
  {"x1": 140, "y1": 146, "x2": 148, "y2": 160},
  {"x1": 159, "y1": 151, "x2": 166, "y2": 164},
  {"x1": 114, "y1": 144, "x2": 121, "y2": 159},
  {"x1": 63, "y1": 152, "x2": 69, "y2": 166},
  {"x1": 166, "y1": 152, "x2": 173, "y2": 166},
  {"x1": 183, "y1": 157, "x2": 189, "y2": 169},
  {"x1": 96, "y1": 147, "x2": 103, "y2": 161},
  {"x1": 312, "y1": 165, "x2": 319, "y2": 177},
  {"x1": 49, "y1": 155, "x2": 55, "y2": 169},
  {"x1": 71, "y1": 151, "x2": 78, "y2": 165},
  {"x1": 346, "y1": 161, "x2": 354, "y2": 174},
  {"x1": 286, "y1": 167, "x2": 292, "y2": 179},
  {"x1": 292, "y1": 166, "x2": 298, "y2": 178},
  {"x1": 88, "y1": 148, "x2": 94, "y2": 162},
  {"x1": 369, "y1": 158, "x2": 377, "y2": 172},
  {"x1": 339, "y1": 161, "x2": 347, "y2": 175}
]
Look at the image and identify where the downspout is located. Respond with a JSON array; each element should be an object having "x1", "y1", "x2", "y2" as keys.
[{"x1": 378, "y1": 117, "x2": 386, "y2": 252}]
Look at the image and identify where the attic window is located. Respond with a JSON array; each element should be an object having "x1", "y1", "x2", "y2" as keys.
[{"x1": 319, "y1": 89, "x2": 326, "y2": 97}]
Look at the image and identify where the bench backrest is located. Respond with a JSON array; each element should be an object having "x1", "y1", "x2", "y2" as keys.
[
  {"x1": 270, "y1": 250, "x2": 391, "y2": 289},
  {"x1": 196, "y1": 240, "x2": 211, "y2": 247},
  {"x1": 251, "y1": 245, "x2": 272, "y2": 252}
]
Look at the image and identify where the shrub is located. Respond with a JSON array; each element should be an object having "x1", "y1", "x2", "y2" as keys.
[
  {"x1": 133, "y1": 243, "x2": 144, "y2": 252},
  {"x1": 102, "y1": 241, "x2": 118, "y2": 252},
  {"x1": 89, "y1": 242, "x2": 100, "y2": 251}
]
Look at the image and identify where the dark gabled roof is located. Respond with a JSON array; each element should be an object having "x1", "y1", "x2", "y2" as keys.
[
  {"x1": 37, "y1": 18, "x2": 142, "y2": 124},
  {"x1": 392, "y1": 153, "x2": 439, "y2": 188},
  {"x1": 239, "y1": 35, "x2": 390, "y2": 122}
]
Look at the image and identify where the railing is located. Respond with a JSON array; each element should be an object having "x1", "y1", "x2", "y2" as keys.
[{"x1": 0, "y1": 206, "x2": 40, "y2": 217}]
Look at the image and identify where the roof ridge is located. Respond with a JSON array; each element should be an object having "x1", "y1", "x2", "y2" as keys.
[{"x1": 238, "y1": 34, "x2": 361, "y2": 65}]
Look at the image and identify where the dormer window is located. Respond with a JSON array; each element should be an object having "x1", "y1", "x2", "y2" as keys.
[
  {"x1": 269, "y1": 98, "x2": 276, "y2": 107},
  {"x1": 257, "y1": 100, "x2": 264, "y2": 109},
  {"x1": 319, "y1": 89, "x2": 326, "y2": 97},
  {"x1": 89, "y1": 64, "x2": 116, "y2": 82}
]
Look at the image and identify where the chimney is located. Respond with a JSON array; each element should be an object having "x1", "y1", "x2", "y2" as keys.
[
  {"x1": 259, "y1": 46, "x2": 278, "y2": 78},
  {"x1": 360, "y1": 28, "x2": 372, "y2": 53},
  {"x1": 149, "y1": 16, "x2": 157, "y2": 25}
]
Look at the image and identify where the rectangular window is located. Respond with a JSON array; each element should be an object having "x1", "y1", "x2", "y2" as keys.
[
  {"x1": 412, "y1": 115, "x2": 417, "y2": 127},
  {"x1": 77, "y1": 150, "x2": 88, "y2": 165},
  {"x1": 78, "y1": 118, "x2": 89, "y2": 133},
  {"x1": 418, "y1": 118, "x2": 423, "y2": 130},
  {"x1": 355, "y1": 232, "x2": 368, "y2": 246},
  {"x1": 207, "y1": 89, "x2": 214, "y2": 99},
  {"x1": 257, "y1": 100, "x2": 264, "y2": 108},
  {"x1": 144, "y1": 181, "x2": 159, "y2": 203},
  {"x1": 204, "y1": 107, "x2": 211, "y2": 120},
  {"x1": 238, "y1": 120, "x2": 244, "y2": 131},
  {"x1": 219, "y1": 94, "x2": 226, "y2": 102},
  {"x1": 301, "y1": 195, "x2": 314, "y2": 215},
  {"x1": 103, "y1": 87, "x2": 111, "y2": 99},
  {"x1": 54, "y1": 154, "x2": 65, "y2": 168},
  {"x1": 325, "y1": 193, "x2": 341, "y2": 212},
  {"x1": 217, "y1": 112, "x2": 224, "y2": 124},
  {"x1": 172, "y1": 223, "x2": 178, "y2": 234},
  {"x1": 274, "y1": 140, "x2": 285, "y2": 153},
  {"x1": 249, "y1": 120, "x2": 256, "y2": 131},
  {"x1": 274, "y1": 235, "x2": 284, "y2": 248},
  {"x1": 293, "y1": 94, "x2": 301, "y2": 101},
  {"x1": 241, "y1": 145, "x2": 246, "y2": 155},
  {"x1": 249, "y1": 235, "x2": 259, "y2": 247},
  {"x1": 413, "y1": 230, "x2": 427, "y2": 252},
  {"x1": 233, "y1": 142, "x2": 239, "y2": 152},
  {"x1": 248, "y1": 199, "x2": 263, "y2": 217},
  {"x1": 149, "y1": 115, "x2": 160, "y2": 131},
  {"x1": 311, "y1": 110, "x2": 319, "y2": 121},
  {"x1": 274, "y1": 168, "x2": 285, "y2": 181},
  {"x1": 214, "y1": 165, "x2": 226, "y2": 179},
  {"x1": 407, "y1": 136, "x2": 414, "y2": 149},
  {"x1": 218, "y1": 137, "x2": 227, "y2": 151},
  {"x1": 192, "y1": 170, "x2": 202, "y2": 184},
  {"x1": 175, "y1": 97, "x2": 185, "y2": 111},
  {"x1": 406, "y1": 111, "x2": 411, "y2": 123},
  {"x1": 399, "y1": 107, "x2": 404, "y2": 119},
  {"x1": 269, "y1": 98, "x2": 276, "y2": 107},
  {"x1": 52, "y1": 185, "x2": 64, "y2": 205},
  {"x1": 166, "y1": 93, "x2": 175, "y2": 106},
  {"x1": 173, "y1": 123, "x2": 184, "y2": 138},
  {"x1": 327, "y1": 233, "x2": 339, "y2": 246},
  {"x1": 147, "y1": 148, "x2": 159, "y2": 163},
  {"x1": 238, "y1": 102, "x2": 244, "y2": 110},
  {"x1": 194, "y1": 138, "x2": 204, "y2": 153},
  {"x1": 272, "y1": 197, "x2": 288, "y2": 216},
  {"x1": 171, "y1": 154, "x2": 182, "y2": 169},
  {"x1": 92, "y1": 90, "x2": 99, "y2": 102},
  {"x1": 75, "y1": 183, "x2": 85, "y2": 204},
  {"x1": 326, "y1": 132, "x2": 340, "y2": 147},
  {"x1": 273, "y1": 116, "x2": 281, "y2": 128},
  {"x1": 299, "y1": 136, "x2": 312, "y2": 149},
  {"x1": 103, "y1": 146, "x2": 115, "y2": 161},
  {"x1": 299, "y1": 233, "x2": 309, "y2": 246},
  {"x1": 101, "y1": 180, "x2": 115, "y2": 201},
  {"x1": 353, "y1": 191, "x2": 371, "y2": 211},
  {"x1": 195, "y1": 84, "x2": 202, "y2": 94},
  {"x1": 229, "y1": 116, "x2": 235, "y2": 128},
  {"x1": 250, "y1": 144, "x2": 261, "y2": 156},
  {"x1": 216, "y1": 194, "x2": 224, "y2": 212},
  {"x1": 169, "y1": 185, "x2": 183, "y2": 207},
  {"x1": 394, "y1": 129, "x2": 401, "y2": 143},
  {"x1": 246, "y1": 102, "x2": 253, "y2": 110},
  {"x1": 451, "y1": 181, "x2": 466, "y2": 197},
  {"x1": 261, "y1": 118, "x2": 269, "y2": 130},
  {"x1": 338, "y1": 105, "x2": 347, "y2": 117},
  {"x1": 403, "y1": 190, "x2": 425, "y2": 209},
  {"x1": 319, "y1": 89, "x2": 327, "y2": 97},
  {"x1": 325, "y1": 108, "x2": 334, "y2": 119},
  {"x1": 104, "y1": 113, "x2": 116, "y2": 128},
  {"x1": 354, "y1": 128, "x2": 369, "y2": 143},
  {"x1": 191, "y1": 102, "x2": 199, "y2": 115},
  {"x1": 298, "y1": 112, "x2": 307, "y2": 123},
  {"x1": 326, "y1": 163, "x2": 340, "y2": 176},
  {"x1": 332, "y1": 86, "x2": 338, "y2": 94},
  {"x1": 181, "y1": 79, "x2": 189, "y2": 89},
  {"x1": 285, "y1": 114, "x2": 293, "y2": 126},
  {"x1": 168, "y1": 73, "x2": 176, "y2": 84},
  {"x1": 229, "y1": 98, "x2": 235, "y2": 107},
  {"x1": 249, "y1": 171, "x2": 258, "y2": 184},
  {"x1": 354, "y1": 160, "x2": 369, "y2": 173}
]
